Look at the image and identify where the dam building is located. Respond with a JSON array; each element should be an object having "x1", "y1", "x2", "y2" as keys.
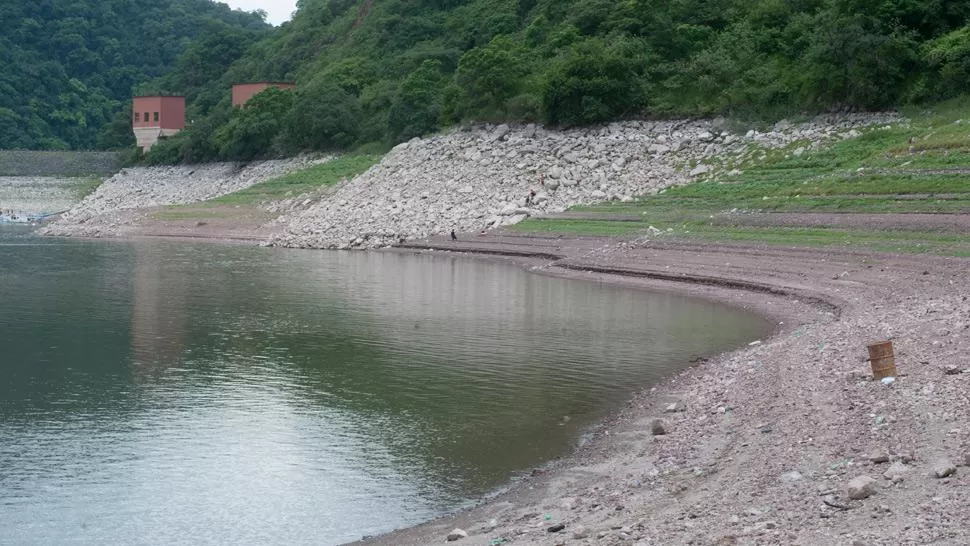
[
  {"x1": 231, "y1": 82, "x2": 296, "y2": 108},
  {"x1": 132, "y1": 95, "x2": 186, "y2": 152}
]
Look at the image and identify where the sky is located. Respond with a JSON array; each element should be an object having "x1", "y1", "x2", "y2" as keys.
[{"x1": 222, "y1": 0, "x2": 298, "y2": 26}]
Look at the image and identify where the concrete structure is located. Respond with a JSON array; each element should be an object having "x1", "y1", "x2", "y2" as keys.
[
  {"x1": 132, "y1": 96, "x2": 186, "y2": 153},
  {"x1": 232, "y1": 82, "x2": 296, "y2": 108}
]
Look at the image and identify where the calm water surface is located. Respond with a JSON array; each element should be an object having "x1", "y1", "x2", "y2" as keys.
[{"x1": 0, "y1": 227, "x2": 771, "y2": 544}]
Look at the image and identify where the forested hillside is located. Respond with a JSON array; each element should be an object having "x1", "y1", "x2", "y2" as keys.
[
  {"x1": 140, "y1": 0, "x2": 970, "y2": 164},
  {"x1": 0, "y1": 0, "x2": 269, "y2": 150}
]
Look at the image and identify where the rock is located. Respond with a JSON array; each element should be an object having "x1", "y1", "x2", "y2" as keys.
[
  {"x1": 664, "y1": 402, "x2": 684, "y2": 413},
  {"x1": 651, "y1": 419, "x2": 670, "y2": 436},
  {"x1": 489, "y1": 124, "x2": 510, "y2": 142},
  {"x1": 620, "y1": 195, "x2": 635, "y2": 203},
  {"x1": 943, "y1": 365, "x2": 962, "y2": 375},
  {"x1": 457, "y1": 185, "x2": 473, "y2": 194},
  {"x1": 792, "y1": 146, "x2": 806, "y2": 157},
  {"x1": 933, "y1": 460, "x2": 957, "y2": 478},
  {"x1": 868, "y1": 450, "x2": 890, "y2": 464},
  {"x1": 690, "y1": 164, "x2": 711, "y2": 177},
  {"x1": 446, "y1": 528, "x2": 468, "y2": 541},
  {"x1": 571, "y1": 525, "x2": 588, "y2": 539},
  {"x1": 547, "y1": 523, "x2": 565, "y2": 533},
  {"x1": 547, "y1": 166, "x2": 564, "y2": 179},
  {"x1": 882, "y1": 462, "x2": 909, "y2": 481},
  {"x1": 591, "y1": 190, "x2": 607, "y2": 199},
  {"x1": 780, "y1": 471, "x2": 804, "y2": 483},
  {"x1": 846, "y1": 476, "x2": 878, "y2": 500}
]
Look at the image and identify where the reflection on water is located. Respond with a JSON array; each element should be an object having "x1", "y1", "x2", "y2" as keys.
[{"x1": 0, "y1": 229, "x2": 771, "y2": 544}]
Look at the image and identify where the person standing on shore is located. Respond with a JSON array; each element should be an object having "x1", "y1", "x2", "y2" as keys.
[{"x1": 451, "y1": 229, "x2": 457, "y2": 241}]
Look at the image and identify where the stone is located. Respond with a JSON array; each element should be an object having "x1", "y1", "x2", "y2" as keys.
[
  {"x1": 547, "y1": 523, "x2": 565, "y2": 533},
  {"x1": 572, "y1": 525, "x2": 588, "y2": 539},
  {"x1": 690, "y1": 164, "x2": 711, "y2": 177},
  {"x1": 780, "y1": 471, "x2": 804, "y2": 483},
  {"x1": 846, "y1": 476, "x2": 877, "y2": 500},
  {"x1": 665, "y1": 402, "x2": 683, "y2": 412},
  {"x1": 489, "y1": 124, "x2": 510, "y2": 142},
  {"x1": 943, "y1": 365, "x2": 962, "y2": 375},
  {"x1": 882, "y1": 462, "x2": 909, "y2": 481},
  {"x1": 446, "y1": 528, "x2": 468, "y2": 541},
  {"x1": 651, "y1": 419, "x2": 670, "y2": 436},
  {"x1": 457, "y1": 185, "x2": 473, "y2": 194},
  {"x1": 868, "y1": 450, "x2": 890, "y2": 464},
  {"x1": 933, "y1": 460, "x2": 956, "y2": 478},
  {"x1": 591, "y1": 190, "x2": 607, "y2": 199},
  {"x1": 620, "y1": 195, "x2": 635, "y2": 203}
]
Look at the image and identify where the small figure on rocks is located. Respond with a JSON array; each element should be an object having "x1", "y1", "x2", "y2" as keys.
[{"x1": 451, "y1": 229, "x2": 458, "y2": 241}]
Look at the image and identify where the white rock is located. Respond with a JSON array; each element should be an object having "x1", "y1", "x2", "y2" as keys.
[
  {"x1": 690, "y1": 164, "x2": 711, "y2": 177},
  {"x1": 933, "y1": 460, "x2": 956, "y2": 478},
  {"x1": 846, "y1": 476, "x2": 877, "y2": 500},
  {"x1": 446, "y1": 528, "x2": 468, "y2": 541}
]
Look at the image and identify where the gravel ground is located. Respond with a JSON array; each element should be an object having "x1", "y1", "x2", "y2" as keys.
[
  {"x1": 0, "y1": 176, "x2": 88, "y2": 216},
  {"x1": 353, "y1": 232, "x2": 970, "y2": 546}
]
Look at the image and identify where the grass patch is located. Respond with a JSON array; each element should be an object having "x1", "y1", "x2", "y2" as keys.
[
  {"x1": 153, "y1": 208, "x2": 236, "y2": 221},
  {"x1": 207, "y1": 155, "x2": 379, "y2": 205},
  {"x1": 511, "y1": 218, "x2": 657, "y2": 237},
  {"x1": 74, "y1": 177, "x2": 104, "y2": 199}
]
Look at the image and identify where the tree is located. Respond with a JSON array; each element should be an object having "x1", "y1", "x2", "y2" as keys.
[
  {"x1": 387, "y1": 60, "x2": 446, "y2": 142},
  {"x1": 454, "y1": 35, "x2": 533, "y2": 120},
  {"x1": 212, "y1": 87, "x2": 293, "y2": 160}
]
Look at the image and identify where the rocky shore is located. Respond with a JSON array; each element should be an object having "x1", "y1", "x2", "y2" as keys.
[
  {"x1": 273, "y1": 114, "x2": 900, "y2": 249},
  {"x1": 41, "y1": 114, "x2": 900, "y2": 244},
  {"x1": 357, "y1": 234, "x2": 970, "y2": 546},
  {"x1": 40, "y1": 157, "x2": 326, "y2": 238}
]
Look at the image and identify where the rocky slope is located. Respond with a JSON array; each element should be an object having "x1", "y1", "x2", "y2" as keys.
[
  {"x1": 273, "y1": 114, "x2": 900, "y2": 249},
  {"x1": 40, "y1": 157, "x2": 325, "y2": 238}
]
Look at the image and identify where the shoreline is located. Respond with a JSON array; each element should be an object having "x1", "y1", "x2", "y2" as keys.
[
  {"x1": 356, "y1": 234, "x2": 970, "y2": 545},
  {"x1": 42, "y1": 227, "x2": 970, "y2": 544}
]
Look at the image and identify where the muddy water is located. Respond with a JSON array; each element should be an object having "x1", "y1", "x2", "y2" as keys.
[{"x1": 0, "y1": 228, "x2": 771, "y2": 544}]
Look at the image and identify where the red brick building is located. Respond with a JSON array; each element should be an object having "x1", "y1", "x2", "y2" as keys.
[
  {"x1": 132, "y1": 96, "x2": 186, "y2": 152},
  {"x1": 231, "y1": 82, "x2": 296, "y2": 108}
]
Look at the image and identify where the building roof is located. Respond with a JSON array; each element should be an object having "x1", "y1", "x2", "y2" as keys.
[{"x1": 232, "y1": 81, "x2": 296, "y2": 86}]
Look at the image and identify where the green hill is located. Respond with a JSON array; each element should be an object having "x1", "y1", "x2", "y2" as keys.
[
  {"x1": 139, "y1": 0, "x2": 970, "y2": 164},
  {"x1": 0, "y1": 0, "x2": 269, "y2": 151}
]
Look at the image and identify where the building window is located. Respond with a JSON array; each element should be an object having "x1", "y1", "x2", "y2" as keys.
[
  {"x1": 144, "y1": 112, "x2": 149, "y2": 123},
  {"x1": 153, "y1": 112, "x2": 159, "y2": 122},
  {"x1": 134, "y1": 112, "x2": 140, "y2": 122}
]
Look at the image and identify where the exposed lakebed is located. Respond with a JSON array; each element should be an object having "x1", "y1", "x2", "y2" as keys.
[{"x1": 0, "y1": 228, "x2": 770, "y2": 544}]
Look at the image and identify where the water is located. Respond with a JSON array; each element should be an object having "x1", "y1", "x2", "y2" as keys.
[{"x1": 0, "y1": 227, "x2": 771, "y2": 544}]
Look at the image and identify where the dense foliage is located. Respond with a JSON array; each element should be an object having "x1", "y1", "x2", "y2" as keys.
[
  {"x1": 142, "y1": 0, "x2": 970, "y2": 164},
  {"x1": 0, "y1": 0, "x2": 268, "y2": 150},
  {"x1": 13, "y1": 0, "x2": 970, "y2": 160}
]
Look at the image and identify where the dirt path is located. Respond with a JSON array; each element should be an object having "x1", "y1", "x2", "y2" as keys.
[
  {"x1": 356, "y1": 231, "x2": 970, "y2": 546},
  {"x1": 545, "y1": 211, "x2": 970, "y2": 232}
]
